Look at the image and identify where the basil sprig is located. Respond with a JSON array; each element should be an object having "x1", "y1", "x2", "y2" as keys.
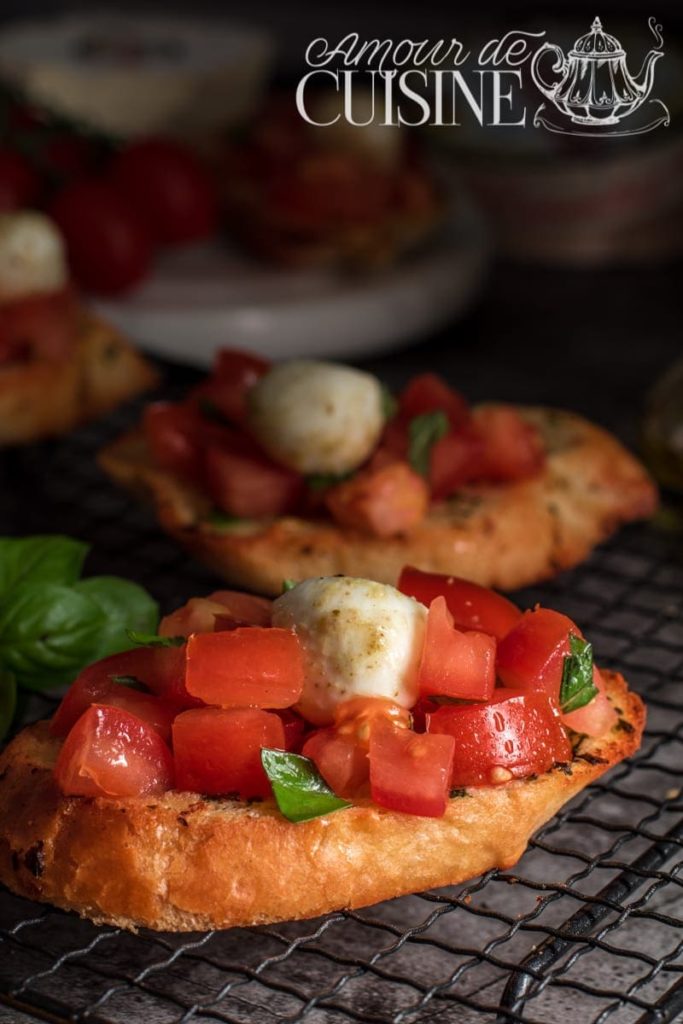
[
  {"x1": 261, "y1": 749, "x2": 351, "y2": 822},
  {"x1": 560, "y1": 633, "x2": 599, "y2": 714},
  {"x1": 127, "y1": 631, "x2": 184, "y2": 649},
  {"x1": 408, "y1": 411, "x2": 449, "y2": 477}
]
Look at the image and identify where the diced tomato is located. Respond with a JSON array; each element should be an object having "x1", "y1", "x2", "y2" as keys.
[
  {"x1": 302, "y1": 727, "x2": 369, "y2": 798},
  {"x1": 205, "y1": 444, "x2": 303, "y2": 518},
  {"x1": 428, "y1": 428, "x2": 484, "y2": 500},
  {"x1": 472, "y1": 406, "x2": 545, "y2": 482},
  {"x1": 399, "y1": 373, "x2": 469, "y2": 430},
  {"x1": 418, "y1": 596, "x2": 495, "y2": 701},
  {"x1": 562, "y1": 667, "x2": 617, "y2": 736},
  {"x1": 496, "y1": 608, "x2": 580, "y2": 698},
  {"x1": 369, "y1": 723, "x2": 455, "y2": 817},
  {"x1": 398, "y1": 567, "x2": 522, "y2": 641},
  {"x1": 159, "y1": 590, "x2": 272, "y2": 637},
  {"x1": 185, "y1": 627, "x2": 304, "y2": 708},
  {"x1": 0, "y1": 287, "x2": 77, "y2": 364},
  {"x1": 334, "y1": 697, "x2": 412, "y2": 744},
  {"x1": 54, "y1": 705, "x2": 174, "y2": 798},
  {"x1": 50, "y1": 666, "x2": 175, "y2": 743},
  {"x1": 173, "y1": 707, "x2": 284, "y2": 798},
  {"x1": 325, "y1": 462, "x2": 429, "y2": 537},
  {"x1": 277, "y1": 709, "x2": 307, "y2": 752},
  {"x1": 143, "y1": 402, "x2": 203, "y2": 481},
  {"x1": 191, "y1": 348, "x2": 270, "y2": 425},
  {"x1": 379, "y1": 416, "x2": 409, "y2": 459},
  {"x1": 427, "y1": 690, "x2": 572, "y2": 787}
]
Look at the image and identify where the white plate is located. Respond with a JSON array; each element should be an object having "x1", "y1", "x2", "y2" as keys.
[{"x1": 95, "y1": 198, "x2": 489, "y2": 368}]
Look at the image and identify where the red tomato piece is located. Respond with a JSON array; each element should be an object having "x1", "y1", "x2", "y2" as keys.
[
  {"x1": 496, "y1": 608, "x2": 580, "y2": 698},
  {"x1": 185, "y1": 627, "x2": 304, "y2": 708},
  {"x1": 277, "y1": 709, "x2": 307, "y2": 752},
  {"x1": 428, "y1": 428, "x2": 485, "y2": 500},
  {"x1": 111, "y1": 138, "x2": 217, "y2": 245},
  {"x1": 399, "y1": 373, "x2": 469, "y2": 430},
  {"x1": 159, "y1": 590, "x2": 272, "y2": 637},
  {"x1": 369, "y1": 723, "x2": 455, "y2": 817},
  {"x1": 50, "y1": 180, "x2": 152, "y2": 295},
  {"x1": 562, "y1": 667, "x2": 617, "y2": 736},
  {"x1": 191, "y1": 348, "x2": 270, "y2": 425},
  {"x1": 143, "y1": 402, "x2": 204, "y2": 481},
  {"x1": 173, "y1": 707, "x2": 284, "y2": 798},
  {"x1": 472, "y1": 406, "x2": 545, "y2": 482},
  {"x1": 418, "y1": 596, "x2": 496, "y2": 701},
  {"x1": 398, "y1": 567, "x2": 522, "y2": 641},
  {"x1": 302, "y1": 727, "x2": 369, "y2": 798},
  {"x1": 325, "y1": 462, "x2": 429, "y2": 538},
  {"x1": 205, "y1": 444, "x2": 303, "y2": 518},
  {"x1": 334, "y1": 697, "x2": 412, "y2": 743},
  {"x1": 54, "y1": 705, "x2": 174, "y2": 798},
  {"x1": 0, "y1": 148, "x2": 41, "y2": 210},
  {"x1": 0, "y1": 287, "x2": 77, "y2": 364},
  {"x1": 427, "y1": 690, "x2": 572, "y2": 787}
]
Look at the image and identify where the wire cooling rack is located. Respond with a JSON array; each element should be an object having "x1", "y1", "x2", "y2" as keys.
[{"x1": 1, "y1": 395, "x2": 683, "y2": 1024}]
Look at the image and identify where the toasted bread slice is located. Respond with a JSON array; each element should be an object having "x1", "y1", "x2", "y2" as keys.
[
  {"x1": 99, "y1": 407, "x2": 657, "y2": 596},
  {"x1": 0, "y1": 310, "x2": 158, "y2": 445},
  {"x1": 0, "y1": 671, "x2": 643, "y2": 932}
]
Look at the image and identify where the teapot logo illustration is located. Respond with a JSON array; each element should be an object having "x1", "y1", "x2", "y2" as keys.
[{"x1": 531, "y1": 16, "x2": 670, "y2": 136}]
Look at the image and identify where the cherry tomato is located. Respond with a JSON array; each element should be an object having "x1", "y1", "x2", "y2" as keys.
[
  {"x1": 50, "y1": 180, "x2": 152, "y2": 295},
  {"x1": 111, "y1": 138, "x2": 217, "y2": 245},
  {"x1": 325, "y1": 462, "x2": 429, "y2": 537},
  {"x1": 369, "y1": 722, "x2": 455, "y2": 817},
  {"x1": 54, "y1": 705, "x2": 174, "y2": 798},
  {"x1": 398, "y1": 567, "x2": 522, "y2": 641},
  {"x1": 418, "y1": 596, "x2": 496, "y2": 701},
  {"x1": 562, "y1": 667, "x2": 617, "y2": 736},
  {"x1": 205, "y1": 444, "x2": 304, "y2": 518},
  {"x1": 472, "y1": 406, "x2": 545, "y2": 482},
  {"x1": 185, "y1": 627, "x2": 304, "y2": 708},
  {"x1": 496, "y1": 608, "x2": 579, "y2": 697},
  {"x1": 160, "y1": 589, "x2": 272, "y2": 637},
  {"x1": 0, "y1": 287, "x2": 77, "y2": 364},
  {"x1": 190, "y1": 348, "x2": 270, "y2": 425},
  {"x1": 427, "y1": 690, "x2": 572, "y2": 787},
  {"x1": 399, "y1": 373, "x2": 469, "y2": 430},
  {"x1": 173, "y1": 707, "x2": 284, "y2": 798},
  {"x1": 0, "y1": 149, "x2": 41, "y2": 211},
  {"x1": 302, "y1": 727, "x2": 369, "y2": 799}
]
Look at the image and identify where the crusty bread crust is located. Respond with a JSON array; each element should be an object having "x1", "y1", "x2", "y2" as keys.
[
  {"x1": 0, "y1": 310, "x2": 158, "y2": 445},
  {"x1": 0, "y1": 672, "x2": 643, "y2": 932},
  {"x1": 99, "y1": 407, "x2": 657, "y2": 595}
]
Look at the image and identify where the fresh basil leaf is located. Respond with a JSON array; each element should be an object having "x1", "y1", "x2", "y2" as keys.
[
  {"x1": 306, "y1": 471, "x2": 352, "y2": 493},
  {"x1": 282, "y1": 579, "x2": 297, "y2": 593},
  {"x1": 0, "y1": 583, "x2": 106, "y2": 691},
  {"x1": 261, "y1": 749, "x2": 351, "y2": 822},
  {"x1": 74, "y1": 577, "x2": 159, "y2": 659},
  {"x1": 0, "y1": 669, "x2": 16, "y2": 742},
  {"x1": 0, "y1": 536, "x2": 88, "y2": 599},
  {"x1": 127, "y1": 630, "x2": 185, "y2": 648},
  {"x1": 408, "y1": 411, "x2": 449, "y2": 477},
  {"x1": 206, "y1": 509, "x2": 245, "y2": 529},
  {"x1": 381, "y1": 386, "x2": 398, "y2": 421},
  {"x1": 110, "y1": 674, "x2": 148, "y2": 691},
  {"x1": 560, "y1": 633, "x2": 598, "y2": 714}
]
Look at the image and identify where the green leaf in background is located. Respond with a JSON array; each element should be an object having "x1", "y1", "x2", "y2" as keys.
[
  {"x1": 560, "y1": 633, "x2": 599, "y2": 714},
  {"x1": 281, "y1": 579, "x2": 298, "y2": 593},
  {"x1": 127, "y1": 630, "x2": 185, "y2": 648},
  {"x1": 0, "y1": 536, "x2": 88, "y2": 600},
  {"x1": 74, "y1": 577, "x2": 159, "y2": 660},
  {"x1": 408, "y1": 411, "x2": 449, "y2": 477},
  {"x1": 206, "y1": 510, "x2": 246, "y2": 530},
  {"x1": 261, "y1": 749, "x2": 351, "y2": 823},
  {"x1": 381, "y1": 386, "x2": 398, "y2": 422},
  {"x1": 306, "y1": 471, "x2": 353, "y2": 493},
  {"x1": 0, "y1": 583, "x2": 106, "y2": 691},
  {"x1": 0, "y1": 669, "x2": 16, "y2": 742}
]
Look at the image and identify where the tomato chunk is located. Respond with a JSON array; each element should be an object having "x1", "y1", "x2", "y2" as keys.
[
  {"x1": 428, "y1": 428, "x2": 483, "y2": 500},
  {"x1": 398, "y1": 567, "x2": 522, "y2": 640},
  {"x1": 50, "y1": 667, "x2": 175, "y2": 743},
  {"x1": 143, "y1": 402, "x2": 203, "y2": 481},
  {"x1": 159, "y1": 590, "x2": 272, "y2": 637},
  {"x1": 302, "y1": 727, "x2": 369, "y2": 798},
  {"x1": 369, "y1": 723, "x2": 455, "y2": 817},
  {"x1": 562, "y1": 667, "x2": 617, "y2": 736},
  {"x1": 173, "y1": 707, "x2": 284, "y2": 798},
  {"x1": 185, "y1": 627, "x2": 304, "y2": 708},
  {"x1": 418, "y1": 596, "x2": 495, "y2": 701},
  {"x1": 277, "y1": 709, "x2": 307, "y2": 752},
  {"x1": 325, "y1": 462, "x2": 429, "y2": 537},
  {"x1": 399, "y1": 373, "x2": 469, "y2": 430},
  {"x1": 472, "y1": 406, "x2": 544, "y2": 482},
  {"x1": 54, "y1": 705, "x2": 174, "y2": 798},
  {"x1": 205, "y1": 444, "x2": 303, "y2": 518},
  {"x1": 496, "y1": 608, "x2": 579, "y2": 697},
  {"x1": 427, "y1": 690, "x2": 572, "y2": 787},
  {"x1": 191, "y1": 348, "x2": 270, "y2": 425}
]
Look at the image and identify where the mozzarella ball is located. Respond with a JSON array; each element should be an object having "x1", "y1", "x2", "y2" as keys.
[
  {"x1": 248, "y1": 360, "x2": 384, "y2": 475},
  {"x1": 0, "y1": 212, "x2": 68, "y2": 302},
  {"x1": 272, "y1": 576, "x2": 427, "y2": 725},
  {"x1": 309, "y1": 89, "x2": 403, "y2": 170}
]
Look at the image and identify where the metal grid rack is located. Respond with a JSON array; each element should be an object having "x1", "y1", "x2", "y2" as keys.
[{"x1": 1, "y1": 397, "x2": 682, "y2": 1024}]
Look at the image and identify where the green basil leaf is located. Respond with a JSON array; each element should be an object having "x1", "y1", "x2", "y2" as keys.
[
  {"x1": 0, "y1": 536, "x2": 88, "y2": 599},
  {"x1": 282, "y1": 579, "x2": 298, "y2": 593},
  {"x1": 110, "y1": 674, "x2": 148, "y2": 691},
  {"x1": 306, "y1": 471, "x2": 352, "y2": 493},
  {"x1": 127, "y1": 630, "x2": 184, "y2": 648},
  {"x1": 206, "y1": 509, "x2": 245, "y2": 529},
  {"x1": 381, "y1": 386, "x2": 398, "y2": 421},
  {"x1": 74, "y1": 577, "x2": 159, "y2": 659},
  {"x1": 0, "y1": 583, "x2": 106, "y2": 691},
  {"x1": 560, "y1": 633, "x2": 598, "y2": 714},
  {"x1": 261, "y1": 749, "x2": 351, "y2": 823},
  {"x1": 0, "y1": 669, "x2": 16, "y2": 742},
  {"x1": 408, "y1": 411, "x2": 449, "y2": 477}
]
